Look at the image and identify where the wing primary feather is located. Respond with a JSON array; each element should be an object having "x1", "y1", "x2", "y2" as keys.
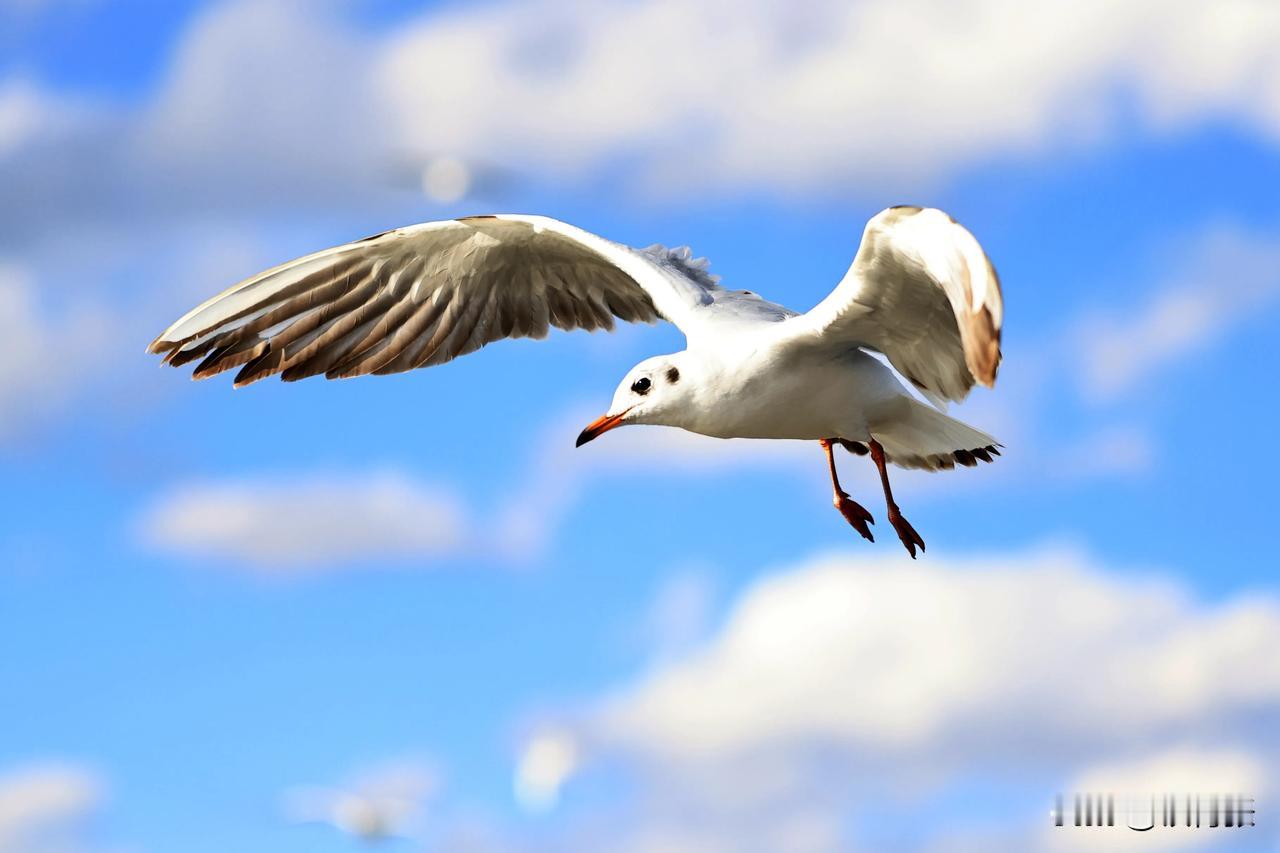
[
  {"x1": 284, "y1": 294, "x2": 398, "y2": 382},
  {"x1": 322, "y1": 260, "x2": 428, "y2": 377},
  {"x1": 456, "y1": 278, "x2": 501, "y2": 357},
  {"x1": 370, "y1": 289, "x2": 456, "y2": 376},
  {"x1": 148, "y1": 253, "x2": 366, "y2": 354},
  {"x1": 166, "y1": 259, "x2": 368, "y2": 369},
  {"x1": 192, "y1": 337, "x2": 270, "y2": 380},
  {"x1": 409, "y1": 289, "x2": 467, "y2": 369},
  {"x1": 230, "y1": 266, "x2": 383, "y2": 386},
  {"x1": 418, "y1": 277, "x2": 492, "y2": 367}
]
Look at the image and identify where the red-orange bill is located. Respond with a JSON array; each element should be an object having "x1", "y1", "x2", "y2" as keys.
[{"x1": 575, "y1": 411, "x2": 627, "y2": 447}]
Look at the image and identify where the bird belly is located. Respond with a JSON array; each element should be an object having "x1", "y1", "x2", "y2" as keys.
[{"x1": 684, "y1": 347, "x2": 903, "y2": 441}]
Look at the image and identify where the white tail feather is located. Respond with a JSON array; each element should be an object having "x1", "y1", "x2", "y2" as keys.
[{"x1": 870, "y1": 397, "x2": 1000, "y2": 471}]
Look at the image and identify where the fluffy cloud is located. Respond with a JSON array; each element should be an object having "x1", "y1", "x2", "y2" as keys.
[
  {"x1": 0, "y1": 2, "x2": 395, "y2": 246},
  {"x1": 6, "y1": 0, "x2": 1280, "y2": 237},
  {"x1": 0, "y1": 763, "x2": 103, "y2": 853},
  {"x1": 1074, "y1": 228, "x2": 1280, "y2": 402},
  {"x1": 134, "y1": 1, "x2": 387, "y2": 210},
  {"x1": 139, "y1": 471, "x2": 468, "y2": 572},
  {"x1": 516, "y1": 547, "x2": 1280, "y2": 851},
  {"x1": 379, "y1": 0, "x2": 1280, "y2": 195},
  {"x1": 595, "y1": 548, "x2": 1280, "y2": 761}
]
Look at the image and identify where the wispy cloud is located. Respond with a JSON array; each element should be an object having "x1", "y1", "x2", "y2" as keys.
[
  {"x1": 282, "y1": 758, "x2": 438, "y2": 842},
  {"x1": 1047, "y1": 423, "x2": 1155, "y2": 482},
  {"x1": 639, "y1": 569, "x2": 721, "y2": 665},
  {"x1": 1074, "y1": 228, "x2": 1280, "y2": 402},
  {"x1": 0, "y1": 261, "x2": 111, "y2": 442},
  {"x1": 492, "y1": 406, "x2": 816, "y2": 559},
  {"x1": 138, "y1": 471, "x2": 468, "y2": 572},
  {"x1": 0, "y1": 763, "x2": 103, "y2": 853},
  {"x1": 0, "y1": 80, "x2": 51, "y2": 158},
  {"x1": 514, "y1": 730, "x2": 580, "y2": 816}
]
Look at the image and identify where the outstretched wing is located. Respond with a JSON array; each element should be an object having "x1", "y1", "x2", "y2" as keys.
[
  {"x1": 148, "y1": 214, "x2": 734, "y2": 386},
  {"x1": 781, "y1": 206, "x2": 1003, "y2": 404}
]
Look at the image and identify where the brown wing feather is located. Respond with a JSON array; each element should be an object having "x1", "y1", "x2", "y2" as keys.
[{"x1": 148, "y1": 218, "x2": 672, "y2": 387}]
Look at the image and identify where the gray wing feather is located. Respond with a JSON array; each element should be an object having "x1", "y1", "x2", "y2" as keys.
[{"x1": 148, "y1": 216, "x2": 703, "y2": 387}]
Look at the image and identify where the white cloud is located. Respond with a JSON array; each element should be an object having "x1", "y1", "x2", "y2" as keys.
[
  {"x1": 0, "y1": 2, "x2": 396, "y2": 243},
  {"x1": 7, "y1": 0, "x2": 1280, "y2": 234},
  {"x1": 1069, "y1": 747, "x2": 1267, "y2": 800},
  {"x1": 0, "y1": 81, "x2": 49, "y2": 158},
  {"x1": 378, "y1": 0, "x2": 1280, "y2": 195},
  {"x1": 135, "y1": 1, "x2": 386, "y2": 205},
  {"x1": 594, "y1": 548, "x2": 1280, "y2": 761},
  {"x1": 133, "y1": 415, "x2": 819, "y2": 571},
  {"x1": 514, "y1": 729, "x2": 580, "y2": 815},
  {"x1": 0, "y1": 261, "x2": 111, "y2": 442},
  {"x1": 139, "y1": 471, "x2": 468, "y2": 572},
  {"x1": 511, "y1": 547, "x2": 1280, "y2": 851},
  {"x1": 1075, "y1": 228, "x2": 1280, "y2": 402},
  {"x1": 283, "y1": 759, "x2": 438, "y2": 842},
  {"x1": 0, "y1": 763, "x2": 102, "y2": 853}
]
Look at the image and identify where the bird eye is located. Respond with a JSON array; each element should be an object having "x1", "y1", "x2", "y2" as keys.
[{"x1": 631, "y1": 377, "x2": 651, "y2": 395}]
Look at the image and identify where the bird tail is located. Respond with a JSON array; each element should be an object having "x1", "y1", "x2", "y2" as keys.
[{"x1": 864, "y1": 397, "x2": 1001, "y2": 471}]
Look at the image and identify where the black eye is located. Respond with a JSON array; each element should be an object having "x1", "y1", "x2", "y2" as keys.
[
  {"x1": 666, "y1": 367, "x2": 680, "y2": 383},
  {"x1": 631, "y1": 377, "x2": 651, "y2": 395}
]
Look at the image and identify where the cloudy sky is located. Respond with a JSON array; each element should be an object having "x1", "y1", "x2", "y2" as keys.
[{"x1": 2, "y1": 0, "x2": 1279, "y2": 850}]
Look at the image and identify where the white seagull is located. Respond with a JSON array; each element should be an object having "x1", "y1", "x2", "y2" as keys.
[{"x1": 149, "y1": 207, "x2": 1003, "y2": 557}]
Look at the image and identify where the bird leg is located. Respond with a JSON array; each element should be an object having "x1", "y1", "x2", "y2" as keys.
[
  {"x1": 820, "y1": 439, "x2": 874, "y2": 542},
  {"x1": 867, "y1": 438, "x2": 926, "y2": 559}
]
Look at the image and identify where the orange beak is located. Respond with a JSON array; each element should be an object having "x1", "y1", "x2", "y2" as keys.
[{"x1": 575, "y1": 408, "x2": 632, "y2": 447}]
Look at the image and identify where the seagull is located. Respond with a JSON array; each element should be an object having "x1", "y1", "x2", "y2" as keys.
[{"x1": 149, "y1": 206, "x2": 1003, "y2": 557}]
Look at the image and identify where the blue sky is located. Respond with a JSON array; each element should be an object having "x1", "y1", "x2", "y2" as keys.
[{"x1": 2, "y1": 1, "x2": 1279, "y2": 851}]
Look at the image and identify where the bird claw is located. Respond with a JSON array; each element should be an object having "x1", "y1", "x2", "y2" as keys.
[
  {"x1": 833, "y1": 492, "x2": 875, "y2": 543},
  {"x1": 887, "y1": 509, "x2": 925, "y2": 559}
]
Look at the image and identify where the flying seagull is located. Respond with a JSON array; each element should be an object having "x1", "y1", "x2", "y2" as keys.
[{"x1": 149, "y1": 207, "x2": 1002, "y2": 557}]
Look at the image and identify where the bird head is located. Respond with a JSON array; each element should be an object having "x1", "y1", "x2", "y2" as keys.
[{"x1": 576, "y1": 354, "x2": 691, "y2": 446}]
